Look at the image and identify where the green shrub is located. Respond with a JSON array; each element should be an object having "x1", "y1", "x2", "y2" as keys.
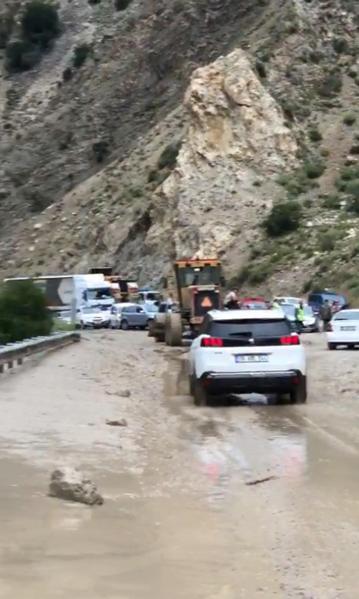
[
  {"x1": 350, "y1": 144, "x2": 359, "y2": 155},
  {"x1": 320, "y1": 148, "x2": 330, "y2": 157},
  {"x1": 158, "y1": 140, "x2": 181, "y2": 170},
  {"x1": 277, "y1": 171, "x2": 311, "y2": 197},
  {"x1": 92, "y1": 140, "x2": 109, "y2": 163},
  {"x1": 264, "y1": 201, "x2": 302, "y2": 237},
  {"x1": 343, "y1": 112, "x2": 356, "y2": 126},
  {"x1": 21, "y1": 1, "x2": 60, "y2": 48},
  {"x1": 341, "y1": 166, "x2": 359, "y2": 181},
  {"x1": 114, "y1": 0, "x2": 132, "y2": 10},
  {"x1": 62, "y1": 67, "x2": 73, "y2": 81},
  {"x1": 332, "y1": 37, "x2": 349, "y2": 54},
  {"x1": 304, "y1": 160, "x2": 325, "y2": 179},
  {"x1": 322, "y1": 194, "x2": 341, "y2": 209},
  {"x1": 318, "y1": 71, "x2": 342, "y2": 97},
  {"x1": 255, "y1": 59, "x2": 267, "y2": 79},
  {"x1": 73, "y1": 44, "x2": 90, "y2": 68},
  {"x1": 5, "y1": 40, "x2": 40, "y2": 72},
  {"x1": 0, "y1": 280, "x2": 52, "y2": 344},
  {"x1": 308, "y1": 128, "x2": 322, "y2": 142},
  {"x1": 318, "y1": 232, "x2": 336, "y2": 252},
  {"x1": 347, "y1": 180, "x2": 359, "y2": 213}
]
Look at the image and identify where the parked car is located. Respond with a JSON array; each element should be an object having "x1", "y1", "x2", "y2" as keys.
[
  {"x1": 308, "y1": 290, "x2": 349, "y2": 315},
  {"x1": 138, "y1": 288, "x2": 162, "y2": 304},
  {"x1": 189, "y1": 309, "x2": 307, "y2": 405},
  {"x1": 327, "y1": 309, "x2": 359, "y2": 350},
  {"x1": 280, "y1": 303, "x2": 319, "y2": 332},
  {"x1": 240, "y1": 297, "x2": 268, "y2": 310},
  {"x1": 78, "y1": 306, "x2": 111, "y2": 329},
  {"x1": 110, "y1": 303, "x2": 150, "y2": 330},
  {"x1": 142, "y1": 301, "x2": 159, "y2": 320}
]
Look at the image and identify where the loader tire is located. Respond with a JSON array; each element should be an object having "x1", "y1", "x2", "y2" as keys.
[
  {"x1": 152, "y1": 313, "x2": 167, "y2": 343},
  {"x1": 165, "y1": 313, "x2": 183, "y2": 347}
]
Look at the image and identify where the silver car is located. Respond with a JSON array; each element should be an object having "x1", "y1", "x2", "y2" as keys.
[{"x1": 110, "y1": 303, "x2": 150, "y2": 330}]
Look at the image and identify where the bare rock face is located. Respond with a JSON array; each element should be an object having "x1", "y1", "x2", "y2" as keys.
[
  {"x1": 49, "y1": 468, "x2": 104, "y2": 506},
  {"x1": 147, "y1": 48, "x2": 298, "y2": 275}
]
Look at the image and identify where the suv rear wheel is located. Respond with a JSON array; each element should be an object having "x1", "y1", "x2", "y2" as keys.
[
  {"x1": 192, "y1": 377, "x2": 209, "y2": 407},
  {"x1": 290, "y1": 377, "x2": 307, "y2": 404}
]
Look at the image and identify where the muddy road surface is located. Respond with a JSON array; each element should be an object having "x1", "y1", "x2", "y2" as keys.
[{"x1": 0, "y1": 331, "x2": 358, "y2": 599}]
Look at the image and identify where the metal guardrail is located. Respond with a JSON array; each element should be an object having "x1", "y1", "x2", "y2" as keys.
[{"x1": 0, "y1": 332, "x2": 80, "y2": 372}]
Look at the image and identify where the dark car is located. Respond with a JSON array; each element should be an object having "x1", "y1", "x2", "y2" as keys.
[{"x1": 308, "y1": 291, "x2": 349, "y2": 315}]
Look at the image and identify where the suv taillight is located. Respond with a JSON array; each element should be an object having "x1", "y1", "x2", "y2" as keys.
[
  {"x1": 201, "y1": 337, "x2": 223, "y2": 347},
  {"x1": 280, "y1": 334, "x2": 300, "y2": 346}
]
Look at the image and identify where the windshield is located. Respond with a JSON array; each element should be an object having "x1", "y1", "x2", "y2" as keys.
[
  {"x1": 82, "y1": 307, "x2": 101, "y2": 314},
  {"x1": 178, "y1": 265, "x2": 220, "y2": 287},
  {"x1": 303, "y1": 306, "x2": 314, "y2": 316},
  {"x1": 145, "y1": 304, "x2": 159, "y2": 313},
  {"x1": 334, "y1": 310, "x2": 359, "y2": 321},
  {"x1": 242, "y1": 302, "x2": 267, "y2": 310},
  {"x1": 145, "y1": 292, "x2": 160, "y2": 301},
  {"x1": 281, "y1": 304, "x2": 295, "y2": 317},
  {"x1": 209, "y1": 319, "x2": 291, "y2": 338},
  {"x1": 87, "y1": 288, "x2": 112, "y2": 300}
]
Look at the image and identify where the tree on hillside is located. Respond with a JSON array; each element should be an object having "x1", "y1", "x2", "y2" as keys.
[{"x1": 21, "y1": 1, "x2": 60, "y2": 48}]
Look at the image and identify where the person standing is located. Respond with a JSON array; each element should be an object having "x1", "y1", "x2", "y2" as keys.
[
  {"x1": 320, "y1": 300, "x2": 332, "y2": 331},
  {"x1": 224, "y1": 288, "x2": 239, "y2": 310},
  {"x1": 295, "y1": 301, "x2": 305, "y2": 333}
]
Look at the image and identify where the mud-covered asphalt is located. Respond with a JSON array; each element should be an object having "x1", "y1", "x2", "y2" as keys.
[{"x1": 0, "y1": 331, "x2": 358, "y2": 599}]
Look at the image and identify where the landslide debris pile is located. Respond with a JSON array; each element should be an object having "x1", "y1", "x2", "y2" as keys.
[{"x1": 0, "y1": 0, "x2": 358, "y2": 295}]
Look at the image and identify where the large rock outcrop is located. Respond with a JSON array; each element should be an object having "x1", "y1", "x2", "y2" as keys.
[{"x1": 146, "y1": 49, "x2": 298, "y2": 276}]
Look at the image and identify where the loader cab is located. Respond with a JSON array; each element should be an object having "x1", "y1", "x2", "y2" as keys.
[{"x1": 174, "y1": 259, "x2": 223, "y2": 318}]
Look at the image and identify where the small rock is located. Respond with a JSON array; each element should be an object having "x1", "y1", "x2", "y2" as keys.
[
  {"x1": 33, "y1": 223, "x2": 43, "y2": 230},
  {"x1": 49, "y1": 467, "x2": 104, "y2": 506},
  {"x1": 106, "y1": 418, "x2": 128, "y2": 427},
  {"x1": 118, "y1": 390, "x2": 131, "y2": 398}
]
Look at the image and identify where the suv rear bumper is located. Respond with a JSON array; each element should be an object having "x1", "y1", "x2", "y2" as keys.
[{"x1": 200, "y1": 370, "x2": 304, "y2": 395}]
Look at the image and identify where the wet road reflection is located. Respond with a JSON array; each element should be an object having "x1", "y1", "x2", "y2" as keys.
[{"x1": 163, "y1": 355, "x2": 309, "y2": 506}]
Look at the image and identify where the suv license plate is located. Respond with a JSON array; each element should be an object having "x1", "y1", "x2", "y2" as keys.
[{"x1": 235, "y1": 354, "x2": 269, "y2": 363}]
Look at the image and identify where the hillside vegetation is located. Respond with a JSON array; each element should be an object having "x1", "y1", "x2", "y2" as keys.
[{"x1": 0, "y1": 0, "x2": 357, "y2": 298}]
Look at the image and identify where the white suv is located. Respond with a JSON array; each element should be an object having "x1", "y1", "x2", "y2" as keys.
[{"x1": 189, "y1": 309, "x2": 307, "y2": 405}]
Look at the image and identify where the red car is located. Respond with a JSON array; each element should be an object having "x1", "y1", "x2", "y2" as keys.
[{"x1": 239, "y1": 296, "x2": 269, "y2": 310}]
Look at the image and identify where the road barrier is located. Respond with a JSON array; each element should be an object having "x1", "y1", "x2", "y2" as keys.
[{"x1": 0, "y1": 332, "x2": 80, "y2": 373}]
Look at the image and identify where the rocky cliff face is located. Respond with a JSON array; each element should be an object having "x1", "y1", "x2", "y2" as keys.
[
  {"x1": 146, "y1": 49, "x2": 298, "y2": 278},
  {"x1": 0, "y1": 0, "x2": 358, "y2": 295}
]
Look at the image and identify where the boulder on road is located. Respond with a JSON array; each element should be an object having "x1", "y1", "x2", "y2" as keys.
[{"x1": 49, "y1": 467, "x2": 104, "y2": 506}]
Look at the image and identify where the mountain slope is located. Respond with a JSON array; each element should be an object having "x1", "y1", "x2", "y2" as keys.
[{"x1": 0, "y1": 0, "x2": 358, "y2": 296}]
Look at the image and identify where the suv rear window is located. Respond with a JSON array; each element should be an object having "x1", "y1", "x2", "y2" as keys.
[
  {"x1": 334, "y1": 311, "x2": 359, "y2": 321},
  {"x1": 209, "y1": 318, "x2": 291, "y2": 338}
]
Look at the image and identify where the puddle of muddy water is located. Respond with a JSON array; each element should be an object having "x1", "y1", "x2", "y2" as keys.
[{"x1": 161, "y1": 353, "x2": 310, "y2": 507}]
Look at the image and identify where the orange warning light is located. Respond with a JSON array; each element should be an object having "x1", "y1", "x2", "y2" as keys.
[{"x1": 201, "y1": 296, "x2": 213, "y2": 308}]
